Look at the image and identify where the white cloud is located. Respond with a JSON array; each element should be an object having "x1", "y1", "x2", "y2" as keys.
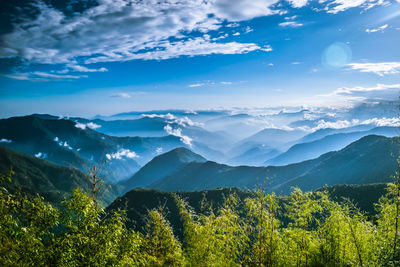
[
  {"x1": 348, "y1": 62, "x2": 400, "y2": 76},
  {"x1": 261, "y1": 45, "x2": 273, "y2": 52},
  {"x1": 189, "y1": 83, "x2": 205, "y2": 88},
  {"x1": 87, "y1": 122, "x2": 101, "y2": 129},
  {"x1": 85, "y1": 37, "x2": 266, "y2": 63},
  {"x1": 156, "y1": 147, "x2": 163, "y2": 154},
  {"x1": 0, "y1": 0, "x2": 390, "y2": 80},
  {"x1": 220, "y1": 81, "x2": 233, "y2": 85},
  {"x1": 164, "y1": 124, "x2": 193, "y2": 146},
  {"x1": 366, "y1": 24, "x2": 388, "y2": 33},
  {"x1": 142, "y1": 113, "x2": 176, "y2": 120},
  {"x1": 75, "y1": 123, "x2": 87, "y2": 130},
  {"x1": 361, "y1": 117, "x2": 400, "y2": 127},
  {"x1": 312, "y1": 119, "x2": 355, "y2": 130},
  {"x1": 287, "y1": 0, "x2": 308, "y2": 8},
  {"x1": 0, "y1": 0, "x2": 278, "y2": 72},
  {"x1": 59, "y1": 141, "x2": 73, "y2": 150},
  {"x1": 75, "y1": 122, "x2": 102, "y2": 130},
  {"x1": 33, "y1": 72, "x2": 85, "y2": 79},
  {"x1": 245, "y1": 26, "x2": 254, "y2": 33},
  {"x1": 106, "y1": 149, "x2": 139, "y2": 160},
  {"x1": 320, "y1": 83, "x2": 400, "y2": 104},
  {"x1": 0, "y1": 138, "x2": 12, "y2": 143},
  {"x1": 110, "y1": 93, "x2": 131, "y2": 98},
  {"x1": 324, "y1": 0, "x2": 389, "y2": 14},
  {"x1": 66, "y1": 64, "x2": 108, "y2": 73},
  {"x1": 143, "y1": 113, "x2": 202, "y2": 127},
  {"x1": 279, "y1": 21, "x2": 303, "y2": 27},
  {"x1": 233, "y1": 32, "x2": 241, "y2": 36},
  {"x1": 333, "y1": 83, "x2": 400, "y2": 95},
  {"x1": 4, "y1": 71, "x2": 86, "y2": 81},
  {"x1": 34, "y1": 152, "x2": 47, "y2": 159}
]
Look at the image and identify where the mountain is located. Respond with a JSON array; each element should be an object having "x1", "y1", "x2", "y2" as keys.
[
  {"x1": 296, "y1": 125, "x2": 374, "y2": 144},
  {"x1": 266, "y1": 126, "x2": 398, "y2": 166},
  {"x1": 227, "y1": 145, "x2": 280, "y2": 166},
  {"x1": 272, "y1": 135, "x2": 400, "y2": 194},
  {"x1": 147, "y1": 135, "x2": 399, "y2": 194},
  {"x1": 0, "y1": 146, "x2": 121, "y2": 206},
  {"x1": 73, "y1": 116, "x2": 169, "y2": 137},
  {"x1": 73, "y1": 115, "x2": 230, "y2": 162},
  {"x1": 241, "y1": 128, "x2": 306, "y2": 147},
  {"x1": 228, "y1": 128, "x2": 306, "y2": 160},
  {"x1": 123, "y1": 148, "x2": 206, "y2": 192},
  {"x1": 0, "y1": 115, "x2": 187, "y2": 183}
]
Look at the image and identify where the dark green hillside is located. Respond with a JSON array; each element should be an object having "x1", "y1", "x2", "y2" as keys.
[
  {"x1": 147, "y1": 135, "x2": 399, "y2": 193},
  {"x1": 123, "y1": 147, "x2": 206, "y2": 192},
  {"x1": 320, "y1": 183, "x2": 388, "y2": 216},
  {"x1": 0, "y1": 146, "x2": 120, "y2": 205},
  {"x1": 107, "y1": 187, "x2": 255, "y2": 238},
  {"x1": 108, "y1": 183, "x2": 389, "y2": 238},
  {"x1": 274, "y1": 135, "x2": 400, "y2": 194}
]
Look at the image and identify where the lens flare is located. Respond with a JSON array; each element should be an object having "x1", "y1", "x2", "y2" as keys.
[{"x1": 322, "y1": 42, "x2": 352, "y2": 69}]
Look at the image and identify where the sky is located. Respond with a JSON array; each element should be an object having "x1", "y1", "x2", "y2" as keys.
[{"x1": 0, "y1": 0, "x2": 400, "y2": 117}]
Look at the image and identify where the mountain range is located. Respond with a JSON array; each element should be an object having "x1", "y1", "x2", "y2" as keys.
[{"x1": 124, "y1": 135, "x2": 399, "y2": 194}]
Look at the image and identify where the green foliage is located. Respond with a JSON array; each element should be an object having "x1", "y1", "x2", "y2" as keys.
[
  {"x1": 4, "y1": 166, "x2": 400, "y2": 266},
  {"x1": 142, "y1": 209, "x2": 185, "y2": 266}
]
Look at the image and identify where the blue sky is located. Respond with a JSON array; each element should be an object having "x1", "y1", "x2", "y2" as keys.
[{"x1": 0, "y1": 0, "x2": 400, "y2": 117}]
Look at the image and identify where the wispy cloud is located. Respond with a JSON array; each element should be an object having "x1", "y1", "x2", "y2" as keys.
[
  {"x1": 321, "y1": 83, "x2": 400, "y2": 103},
  {"x1": 279, "y1": 21, "x2": 304, "y2": 27},
  {"x1": 366, "y1": 24, "x2": 388, "y2": 33},
  {"x1": 5, "y1": 71, "x2": 87, "y2": 81},
  {"x1": 106, "y1": 149, "x2": 139, "y2": 160},
  {"x1": 287, "y1": 0, "x2": 308, "y2": 8},
  {"x1": 348, "y1": 62, "x2": 400, "y2": 76},
  {"x1": 324, "y1": 0, "x2": 388, "y2": 14},
  {"x1": 110, "y1": 93, "x2": 131, "y2": 98},
  {"x1": 66, "y1": 64, "x2": 108, "y2": 73},
  {"x1": 164, "y1": 124, "x2": 193, "y2": 147},
  {"x1": 189, "y1": 83, "x2": 206, "y2": 88},
  {"x1": 0, "y1": 0, "x2": 279, "y2": 70},
  {"x1": 189, "y1": 81, "x2": 234, "y2": 87},
  {"x1": 0, "y1": 0, "x2": 391, "y2": 81},
  {"x1": 220, "y1": 81, "x2": 233, "y2": 85}
]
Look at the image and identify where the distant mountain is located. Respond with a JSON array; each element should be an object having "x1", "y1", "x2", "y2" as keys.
[
  {"x1": 74, "y1": 116, "x2": 168, "y2": 137},
  {"x1": 266, "y1": 126, "x2": 398, "y2": 166},
  {"x1": 74, "y1": 115, "x2": 230, "y2": 162},
  {"x1": 227, "y1": 145, "x2": 280, "y2": 166},
  {"x1": 0, "y1": 146, "x2": 121, "y2": 206},
  {"x1": 0, "y1": 115, "x2": 186, "y2": 183},
  {"x1": 147, "y1": 135, "x2": 399, "y2": 194},
  {"x1": 123, "y1": 148, "x2": 206, "y2": 192},
  {"x1": 297, "y1": 124, "x2": 374, "y2": 144},
  {"x1": 226, "y1": 128, "x2": 305, "y2": 163},
  {"x1": 242, "y1": 128, "x2": 306, "y2": 146}
]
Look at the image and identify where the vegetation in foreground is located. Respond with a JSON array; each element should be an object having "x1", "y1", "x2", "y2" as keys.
[{"x1": 2, "y1": 168, "x2": 400, "y2": 266}]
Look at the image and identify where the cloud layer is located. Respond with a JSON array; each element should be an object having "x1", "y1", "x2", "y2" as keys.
[{"x1": 1, "y1": 0, "x2": 395, "y2": 81}]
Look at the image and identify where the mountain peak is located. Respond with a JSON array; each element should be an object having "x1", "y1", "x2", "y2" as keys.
[
  {"x1": 157, "y1": 147, "x2": 206, "y2": 162},
  {"x1": 123, "y1": 147, "x2": 206, "y2": 192}
]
